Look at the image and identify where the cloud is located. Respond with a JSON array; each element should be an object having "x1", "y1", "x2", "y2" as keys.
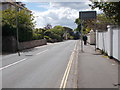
[
  {"x1": 51, "y1": 2, "x2": 92, "y2": 10},
  {"x1": 33, "y1": 6, "x2": 79, "y2": 29},
  {"x1": 31, "y1": 2, "x2": 102, "y2": 29},
  {"x1": 18, "y1": 0, "x2": 91, "y2": 2}
]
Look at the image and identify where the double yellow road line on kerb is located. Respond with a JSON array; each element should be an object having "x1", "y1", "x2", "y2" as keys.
[{"x1": 60, "y1": 41, "x2": 77, "y2": 88}]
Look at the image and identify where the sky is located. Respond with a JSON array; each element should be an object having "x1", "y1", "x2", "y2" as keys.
[{"x1": 20, "y1": 1, "x2": 102, "y2": 29}]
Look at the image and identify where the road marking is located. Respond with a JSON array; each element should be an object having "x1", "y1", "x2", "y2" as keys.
[
  {"x1": 0, "y1": 58, "x2": 27, "y2": 71},
  {"x1": 60, "y1": 41, "x2": 77, "y2": 88},
  {"x1": 36, "y1": 49, "x2": 48, "y2": 55},
  {"x1": 0, "y1": 49, "x2": 48, "y2": 71}
]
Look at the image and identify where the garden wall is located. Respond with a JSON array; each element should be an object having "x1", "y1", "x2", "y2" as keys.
[{"x1": 2, "y1": 36, "x2": 47, "y2": 52}]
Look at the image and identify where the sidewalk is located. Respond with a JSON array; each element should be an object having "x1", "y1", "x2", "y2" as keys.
[{"x1": 78, "y1": 43, "x2": 119, "y2": 88}]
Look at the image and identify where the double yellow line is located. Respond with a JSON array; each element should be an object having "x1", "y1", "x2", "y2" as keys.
[{"x1": 60, "y1": 41, "x2": 77, "y2": 88}]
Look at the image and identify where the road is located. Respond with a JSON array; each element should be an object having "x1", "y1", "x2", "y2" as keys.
[{"x1": 1, "y1": 40, "x2": 77, "y2": 88}]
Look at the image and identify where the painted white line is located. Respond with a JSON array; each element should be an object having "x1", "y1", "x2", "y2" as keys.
[
  {"x1": 36, "y1": 49, "x2": 48, "y2": 55},
  {"x1": 0, "y1": 58, "x2": 27, "y2": 71},
  {"x1": 60, "y1": 41, "x2": 77, "y2": 88}
]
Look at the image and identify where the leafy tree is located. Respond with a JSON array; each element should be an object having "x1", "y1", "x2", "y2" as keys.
[
  {"x1": 63, "y1": 27, "x2": 74, "y2": 36},
  {"x1": 2, "y1": 9, "x2": 16, "y2": 36},
  {"x1": 84, "y1": 13, "x2": 116, "y2": 31},
  {"x1": 74, "y1": 18, "x2": 81, "y2": 32},
  {"x1": 44, "y1": 24, "x2": 52, "y2": 30},
  {"x1": 53, "y1": 26, "x2": 64, "y2": 35},
  {"x1": 89, "y1": 1, "x2": 120, "y2": 25},
  {"x1": 44, "y1": 25, "x2": 65, "y2": 42},
  {"x1": 33, "y1": 28, "x2": 45, "y2": 40},
  {"x1": 63, "y1": 27, "x2": 74, "y2": 39},
  {"x1": 2, "y1": 9, "x2": 35, "y2": 42}
]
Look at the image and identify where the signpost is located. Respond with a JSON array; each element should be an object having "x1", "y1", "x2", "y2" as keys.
[{"x1": 79, "y1": 11, "x2": 96, "y2": 52}]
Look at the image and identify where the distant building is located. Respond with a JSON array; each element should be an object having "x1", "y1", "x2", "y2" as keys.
[{"x1": 0, "y1": 1, "x2": 31, "y2": 14}]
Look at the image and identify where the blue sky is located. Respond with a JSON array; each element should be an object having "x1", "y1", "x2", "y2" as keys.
[{"x1": 24, "y1": 2, "x2": 50, "y2": 12}]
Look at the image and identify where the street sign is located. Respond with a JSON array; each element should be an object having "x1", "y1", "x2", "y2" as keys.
[
  {"x1": 79, "y1": 11, "x2": 96, "y2": 20},
  {"x1": 79, "y1": 11, "x2": 96, "y2": 52}
]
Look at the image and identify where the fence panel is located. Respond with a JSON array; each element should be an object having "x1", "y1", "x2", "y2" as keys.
[{"x1": 96, "y1": 25, "x2": 120, "y2": 61}]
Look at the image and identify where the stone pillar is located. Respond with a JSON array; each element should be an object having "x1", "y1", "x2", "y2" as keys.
[
  {"x1": 107, "y1": 25, "x2": 113, "y2": 58},
  {"x1": 90, "y1": 30, "x2": 95, "y2": 45}
]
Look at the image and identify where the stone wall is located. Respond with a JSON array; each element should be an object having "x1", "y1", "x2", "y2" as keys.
[
  {"x1": 19, "y1": 39, "x2": 47, "y2": 50},
  {"x1": 2, "y1": 36, "x2": 47, "y2": 52},
  {"x1": 2, "y1": 36, "x2": 17, "y2": 52}
]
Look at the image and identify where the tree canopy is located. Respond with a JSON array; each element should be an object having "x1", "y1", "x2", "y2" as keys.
[
  {"x1": 89, "y1": 2, "x2": 120, "y2": 25},
  {"x1": 2, "y1": 9, "x2": 35, "y2": 42}
]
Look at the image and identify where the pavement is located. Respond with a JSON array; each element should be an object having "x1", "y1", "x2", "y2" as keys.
[{"x1": 77, "y1": 41, "x2": 119, "y2": 89}]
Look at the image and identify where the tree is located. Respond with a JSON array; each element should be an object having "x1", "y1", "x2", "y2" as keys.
[
  {"x1": 63, "y1": 27, "x2": 74, "y2": 39},
  {"x1": 74, "y1": 18, "x2": 88, "y2": 34},
  {"x1": 74, "y1": 18, "x2": 81, "y2": 32},
  {"x1": 33, "y1": 28, "x2": 45, "y2": 40},
  {"x1": 44, "y1": 25, "x2": 65, "y2": 42},
  {"x1": 2, "y1": 9, "x2": 35, "y2": 42},
  {"x1": 44, "y1": 24, "x2": 52, "y2": 30},
  {"x1": 84, "y1": 13, "x2": 116, "y2": 31},
  {"x1": 63, "y1": 27, "x2": 73, "y2": 35},
  {"x1": 89, "y1": 1, "x2": 120, "y2": 25}
]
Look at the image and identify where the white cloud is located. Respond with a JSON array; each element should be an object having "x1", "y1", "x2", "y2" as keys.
[
  {"x1": 32, "y1": 2, "x2": 102, "y2": 29},
  {"x1": 18, "y1": 0, "x2": 91, "y2": 2},
  {"x1": 33, "y1": 6, "x2": 79, "y2": 29},
  {"x1": 51, "y1": 2, "x2": 92, "y2": 10}
]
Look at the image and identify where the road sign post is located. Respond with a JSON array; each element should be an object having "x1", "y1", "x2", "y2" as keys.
[{"x1": 79, "y1": 11, "x2": 96, "y2": 52}]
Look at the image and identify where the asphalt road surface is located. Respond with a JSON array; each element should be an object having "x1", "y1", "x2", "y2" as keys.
[{"x1": 2, "y1": 40, "x2": 77, "y2": 88}]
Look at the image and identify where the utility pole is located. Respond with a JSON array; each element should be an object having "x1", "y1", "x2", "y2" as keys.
[{"x1": 15, "y1": 3, "x2": 20, "y2": 56}]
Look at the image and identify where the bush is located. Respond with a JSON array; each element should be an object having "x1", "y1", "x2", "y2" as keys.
[
  {"x1": 69, "y1": 36, "x2": 74, "y2": 39},
  {"x1": 44, "y1": 36, "x2": 53, "y2": 43}
]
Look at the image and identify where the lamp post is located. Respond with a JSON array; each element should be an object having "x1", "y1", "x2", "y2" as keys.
[{"x1": 15, "y1": 3, "x2": 20, "y2": 56}]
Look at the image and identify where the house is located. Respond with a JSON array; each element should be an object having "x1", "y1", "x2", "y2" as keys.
[{"x1": 0, "y1": 1, "x2": 31, "y2": 14}]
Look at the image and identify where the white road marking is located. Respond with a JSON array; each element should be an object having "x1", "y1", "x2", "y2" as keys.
[
  {"x1": 36, "y1": 49, "x2": 48, "y2": 55},
  {"x1": 0, "y1": 58, "x2": 27, "y2": 71},
  {"x1": 60, "y1": 41, "x2": 77, "y2": 88},
  {"x1": 0, "y1": 49, "x2": 48, "y2": 71}
]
